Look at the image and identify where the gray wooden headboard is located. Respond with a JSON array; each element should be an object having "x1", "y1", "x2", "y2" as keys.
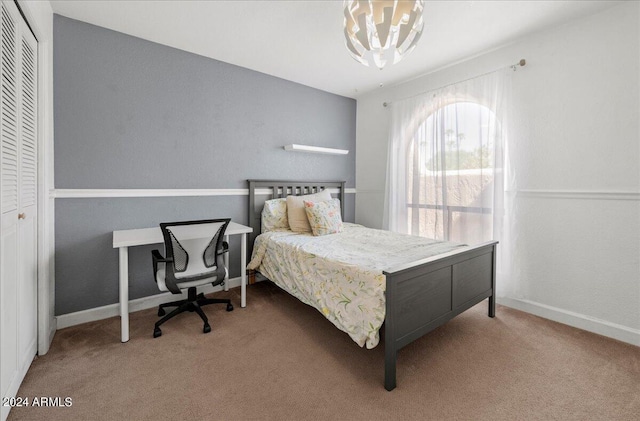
[{"x1": 247, "y1": 179, "x2": 346, "y2": 254}]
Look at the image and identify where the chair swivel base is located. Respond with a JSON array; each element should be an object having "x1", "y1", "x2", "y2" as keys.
[{"x1": 153, "y1": 287, "x2": 233, "y2": 338}]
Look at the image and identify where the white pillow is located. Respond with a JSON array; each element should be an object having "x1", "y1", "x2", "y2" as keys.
[
  {"x1": 261, "y1": 198, "x2": 289, "y2": 233},
  {"x1": 286, "y1": 190, "x2": 332, "y2": 233}
]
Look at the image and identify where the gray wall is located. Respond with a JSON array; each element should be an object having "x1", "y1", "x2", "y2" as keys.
[{"x1": 54, "y1": 15, "x2": 356, "y2": 315}]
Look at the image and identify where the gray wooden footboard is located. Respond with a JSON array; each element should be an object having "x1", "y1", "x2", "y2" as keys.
[{"x1": 382, "y1": 240, "x2": 498, "y2": 391}]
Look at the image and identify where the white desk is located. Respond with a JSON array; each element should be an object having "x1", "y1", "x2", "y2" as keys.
[{"x1": 112, "y1": 221, "x2": 253, "y2": 342}]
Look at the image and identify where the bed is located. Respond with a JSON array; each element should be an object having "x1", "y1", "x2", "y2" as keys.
[{"x1": 247, "y1": 179, "x2": 498, "y2": 391}]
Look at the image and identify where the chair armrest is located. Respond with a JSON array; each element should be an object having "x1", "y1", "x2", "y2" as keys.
[
  {"x1": 218, "y1": 241, "x2": 229, "y2": 254},
  {"x1": 151, "y1": 249, "x2": 171, "y2": 278},
  {"x1": 152, "y1": 250, "x2": 182, "y2": 294}
]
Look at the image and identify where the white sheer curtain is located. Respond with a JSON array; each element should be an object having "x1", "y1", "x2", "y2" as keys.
[{"x1": 384, "y1": 69, "x2": 511, "y2": 249}]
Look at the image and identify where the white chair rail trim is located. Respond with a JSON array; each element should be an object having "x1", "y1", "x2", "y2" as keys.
[
  {"x1": 506, "y1": 189, "x2": 640, "y2": 201},
  {"x1": 52, "y1": 188, "x2": 358, "y2": 199}
]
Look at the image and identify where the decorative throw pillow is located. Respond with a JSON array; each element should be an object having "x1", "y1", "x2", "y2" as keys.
[
  {"x1": 261, "y1": 198, "x2": 289, "y2": 233},
  {"x1": 304, "y1": 198, "x2": 343, "y2": 236},
  {"x1": 286, "y1": 190, "x2": 332, "y2": 233}
]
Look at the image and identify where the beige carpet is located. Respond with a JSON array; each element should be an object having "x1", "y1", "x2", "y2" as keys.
[{"x1": 9, "y1": 282, "x2": 640, "y2": 421}]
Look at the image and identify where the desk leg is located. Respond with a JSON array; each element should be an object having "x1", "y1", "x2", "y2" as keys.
[
  {"x1": 241, "y1": 233, "x2": 247, "y2": 308},
  {"x1": 119, "y1": 246, "x2": 129, "y2": 343},
  {"x1": 224, "y1": 234, "x2": 230, "y2": 292}
]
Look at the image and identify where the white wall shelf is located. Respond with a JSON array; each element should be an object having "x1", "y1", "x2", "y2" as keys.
[{"x1": 284, "y1": 144, "x2": 349, "y2": 155}]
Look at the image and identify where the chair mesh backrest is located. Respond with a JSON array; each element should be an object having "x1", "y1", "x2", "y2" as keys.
[
  {"x1": 203, "y1": 224, "x2": 225, "y2": 268},
  {"x1": 167, "y1": 229, "x2": 189, "y2": 272},
  {"x1": 160, "y1": 219, "x2": 230, "y2": 279}
]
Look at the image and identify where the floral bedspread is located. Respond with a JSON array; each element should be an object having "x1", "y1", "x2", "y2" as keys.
[{"x1": 247, "y1": 223, "x2": 465, "y2": 349}]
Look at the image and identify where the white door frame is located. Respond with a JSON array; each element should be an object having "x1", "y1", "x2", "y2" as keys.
[{"x1": 16, "y1": 0, "x2": 55, "y2": 355}]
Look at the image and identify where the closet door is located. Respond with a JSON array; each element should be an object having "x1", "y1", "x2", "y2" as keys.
[
  {"x1": 0, "y1": 2, "x2": 21, "y2": 411},
  {"x1": 17, "y1": 12, "x2": 38, "y2": 386},
  {"x1": 0, "y1": 2, "x2": 37, "y2": 419}
]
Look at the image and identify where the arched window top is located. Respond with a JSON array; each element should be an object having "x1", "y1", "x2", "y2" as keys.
[{"x1": 410, "y1": 101, "x2": 499, "y2": 174}]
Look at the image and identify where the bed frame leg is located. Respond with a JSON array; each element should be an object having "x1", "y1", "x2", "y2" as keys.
[
  {"x1": 385, "y1": 278, "x2": 398, "y2": 391},
  {"x1": 488, "y1": 244, "x2": 497, "y2": 318},
  {"x1": 384, "y1": 349, "x2": 397, "y2": 391}
]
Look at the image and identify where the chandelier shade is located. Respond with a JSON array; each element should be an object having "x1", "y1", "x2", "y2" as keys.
[{"x1": 343, "y1": 0, "x2": 424, "y2": 69}]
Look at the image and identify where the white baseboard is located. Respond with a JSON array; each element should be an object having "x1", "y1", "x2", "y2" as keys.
[
  {"x1": 497, "y1": 297, "x2": 640, "y2": 347},
  {"x1": 56, "y1": 277, "x2": 242, "y2": 330}
]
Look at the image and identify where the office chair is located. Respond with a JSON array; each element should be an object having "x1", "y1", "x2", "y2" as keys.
[{"x1": 151, "y1": 218, "x2": 233, "y2": 338}]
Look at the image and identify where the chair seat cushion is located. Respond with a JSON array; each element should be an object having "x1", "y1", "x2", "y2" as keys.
[{"x1": 156, "y1": 266, "x2": 229, "y2": 292}]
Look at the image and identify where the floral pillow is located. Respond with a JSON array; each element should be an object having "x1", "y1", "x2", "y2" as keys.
[
  {"x1": 261, "y1": 198, "x2": 289, "y2": 233},
  {"x1": 303, "y1": 198, "x2": 343, "y2": 236}
]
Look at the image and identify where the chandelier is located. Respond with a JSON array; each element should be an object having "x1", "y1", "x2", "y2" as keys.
[{"x1": 343, "y1": 0, "x2": 425, "y2": 69}]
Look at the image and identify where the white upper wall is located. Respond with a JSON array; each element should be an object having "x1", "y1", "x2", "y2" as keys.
[
  {"x1": 356, "y1": 0, "x2": 639, "y2": 225},
  {"x1": 355, "y1": 2, "x2": 640, "y2": 342}
]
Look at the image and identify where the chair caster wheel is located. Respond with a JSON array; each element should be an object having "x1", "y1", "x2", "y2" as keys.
[
  {"x1": 158, "y1": 308, "x2": 165, "y2": 317},
  {"x1": 153, "y1": 327, "x2": 162, "y2": 338},
  {"x1": 226, "y1": 303, "x2": 234, "y2": 312},
  {"x1": 203, "y1": 324, "x2": 211, "y2": 334}
]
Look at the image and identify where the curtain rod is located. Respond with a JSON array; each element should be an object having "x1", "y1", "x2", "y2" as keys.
[{"x1": 382, "y1": 59, "x2": 526, "y2": 107}]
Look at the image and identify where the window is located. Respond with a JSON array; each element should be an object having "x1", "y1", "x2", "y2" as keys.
[
  {"x1": 405, "y1": 101, "x2": 499, "y2": 244},
  {"x1": 386, "y1": 70, "x2": 508, "y2": 245}
]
